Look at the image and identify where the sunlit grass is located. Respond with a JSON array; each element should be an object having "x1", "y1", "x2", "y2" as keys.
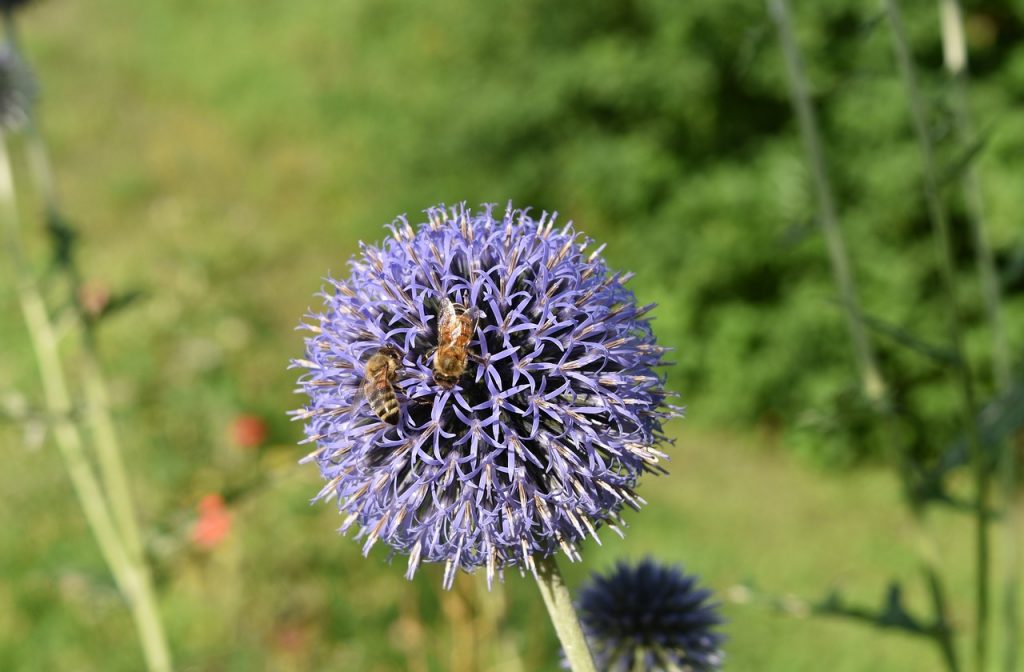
[
  {"x1": 2, "y1": 0, "x2": 1022, "y2": 669},
  {"x1": 7, "y1": 413, "x2": 1018, "y2": 670}
]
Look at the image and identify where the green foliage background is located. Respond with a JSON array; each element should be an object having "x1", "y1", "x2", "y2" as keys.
[{"x1": 1, "y1": 0, "x2": 1022, "y2": 669}]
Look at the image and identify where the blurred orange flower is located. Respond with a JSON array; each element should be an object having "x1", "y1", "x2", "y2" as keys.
[
  {"x1": 230, "y1": 414, "x2": 268, "y2": 448},
  {"x1": 191, "y1": 494, "x2": 232, "y2": 549}
]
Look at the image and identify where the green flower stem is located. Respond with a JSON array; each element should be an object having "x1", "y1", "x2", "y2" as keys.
[
  {"x1": 4, "y1": 11, "x2": 171, "y2": 667},
  {"x1": 937, "y1": 3, "x2": 1019, "y2": 668},
  {"x1": 533, "y1": 555, "x2": 597, "y2": 672},
  {"x1": 771, "y1": 4, "x2": 960, "y2": 669},
  {"x1": 0, "y1": 131, "x2": 172, "y2": 672},
  {"x1": 4, "y1": 9, "x2": 147, "y2": 567},
  {"x1": 916, "y1": 526, "x2": 962, "y2": 672},
  {"x1": 1, "y1": 172, "x2": 130, "y2": 595},
  {"x1": 938, "y1": 0, "x2": 1011, "y2": 392},
  {"x1": 767, "y1": 0, "x2": 886, "y2": 408},
  {"x1": 78, "y1": 348, "x2": 149, "y2": 565},
  {"x1": 883, "y1": 2, "x2": 989, "y2": 670},
  {"x1": 997, "y1": 449, "x2": 1021, "y2": 672}
]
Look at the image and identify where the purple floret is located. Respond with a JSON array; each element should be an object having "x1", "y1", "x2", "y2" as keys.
[{"x1": 293, "y1": 203, "x2": 678, "y2": 588}]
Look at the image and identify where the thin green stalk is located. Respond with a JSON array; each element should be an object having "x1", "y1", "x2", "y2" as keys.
[
  {"x1": 937, "y1": 3, "x2": 1019, "y2": 667},
  {"x1": 918, "y1": 525, "x2": 962, "y2": 672},
  {"x1": 883, "y1": 2, "x2": 989, "y2": 669},
  {"x1": 771, "y1": 3, "x2": 959, "y2": 669},
  {"x1": 78, "y1": 355, "x2": 148, "y2": 562},
  {"x1": 534, "y1": 555, "x2": 597, "y2": 672},
  {"x1": 1, "y1": 163, "x2": 131, "y2": 595},
  {"x1": 1003, "y1": 436, "x2": 1022, "y2": 672},
  {"x1": 768, "y1": 0, "x2": 886, "y2": 409},
  {"x1": 0, "y1": 130, "x2": 172, "y2": 672},
  {"x1": 938, "y1": 0, "x2": 1010, "y2": 394},
  {"x1": 4, "y1": 11, "x2": 171, "y2": 666},
  {"x1": 926, "y1": 567, "x2": 962, "y2": 672},
  {"x1": 4, "y1": 1, "x2": 149, "y2": 570},
  {"x1": 998, "y1": 453, "x2": 1020, "y2": 672}
]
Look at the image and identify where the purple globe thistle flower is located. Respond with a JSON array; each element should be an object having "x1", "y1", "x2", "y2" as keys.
[
  {"x1": 293, "y1": 203, "x2": 677, "y2": 588},
  {"x1": 575, "y1": 559, "x2": 724, "y2": 671}
]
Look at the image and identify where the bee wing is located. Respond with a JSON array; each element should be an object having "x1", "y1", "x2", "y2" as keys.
[
  {"x1": 439, "y1": 298, "x2": 463, "y2": 341},
  {"x1": 356, "y1": 366, "x2": 384, "y2": 408},
  {"x1": 353, "y1": 376, "x2": 370, "y2": 409}
]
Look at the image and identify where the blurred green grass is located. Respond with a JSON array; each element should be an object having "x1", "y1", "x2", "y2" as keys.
[
  {"x1": 1, "y1": 0, "x2": 1022, "y2": 669},
  {"x1": 4, "y1": 418, "x2": 1013, "y2": 670}
]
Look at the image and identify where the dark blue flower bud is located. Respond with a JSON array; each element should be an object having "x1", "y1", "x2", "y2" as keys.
[{"x1": 576, "y1": 559, "x2": 725, "y2": 671}]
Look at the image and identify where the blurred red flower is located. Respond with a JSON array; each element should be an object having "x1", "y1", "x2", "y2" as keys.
[
  {"x1": 230, "y1": 413, "x2": 268, "y2": 448},
  {"x1": 191, "y1": 494, "x2": 232, "y2": 549}
]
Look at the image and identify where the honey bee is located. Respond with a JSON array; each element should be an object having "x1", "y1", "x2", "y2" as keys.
[
  {"x1": 362, "y1": 346, "x2": 402, "y2": 425},
  {"x1": 432, "y1": 298, "x2": 478, "y2": 388}
]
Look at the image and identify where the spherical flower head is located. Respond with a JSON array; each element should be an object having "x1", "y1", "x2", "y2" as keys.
[
  {"x1": 575, "y1": 559, "x2": 724, "y2": 671},
  {"x1": 0, "y1": 46, "x2": 34, "y2": 131},
  {"x1": 293, "y1": 203, "x2": 678, "y2": 588}
]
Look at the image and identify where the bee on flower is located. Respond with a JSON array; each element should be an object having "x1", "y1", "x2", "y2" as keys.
[{"x1": 293, "y1": 203, "x2": 678, "y2": 588}]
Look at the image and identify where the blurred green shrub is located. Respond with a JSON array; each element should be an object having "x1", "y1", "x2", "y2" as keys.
[
  {"x1": 334, "y1": 0, "x2": 1023, "y2": 467},
  {"x1": 41, "y1": 0, "x2": 1019, "y2": 471}
]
